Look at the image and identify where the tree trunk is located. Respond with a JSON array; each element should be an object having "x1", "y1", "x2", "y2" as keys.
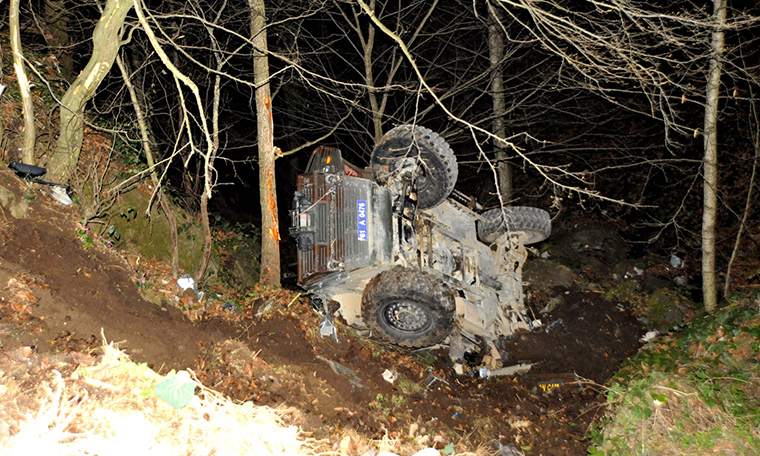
[
  {"x1": 702, "y1": 0, "x2": 726, "y2": 313},
  {"x1": 43, "y1": 0, "x2": 73, "y2": 81},
  {"x1": 47, "y1": 0, "x2": 132, "y2": 182},
  {"x1": 196, "y1": 69, "x2": 223, "y2": 282},
  {"x1": 488, "y1": 4, "x2": 512, "y2": 203},
  {"x1": 361, "y1": 0, "x2": 383, "y2": 141},
  {"x1": 10, "y1": 0, "x2": 36, "y2": 164},
  {"x1": 250, "y1": 0, "x2": 281, "y2": 287}
]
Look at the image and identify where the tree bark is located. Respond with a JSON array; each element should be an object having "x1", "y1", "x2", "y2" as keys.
[
  {"x1": 47, "y1": 0, "x2": 133, "y2": 182},
  {"x1": 250, "y1": 0, "x2": 281, "y2": 287},
  {"x1": 702, "y1": 0, "x2": 726, "y2": 313},
  {"x1": 10, "y1": 0, "x2": 36, "y2": 164},
  {"x1": 196, "y1": 69, "x2": 223, "y2": 283},
  {"x1": 43, "y1": 0, "x2": 73, "y2": 81},
  {"x1": 361, "y1": 0, "x2": 383, "y2": 141},
  {"x1": 488, "y1": 3, "x2": 512, "y2": 203}
]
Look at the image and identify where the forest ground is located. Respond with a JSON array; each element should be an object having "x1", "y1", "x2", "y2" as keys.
[{"x1": 0, "y1": 165, "x2": 648, "y2": 455}]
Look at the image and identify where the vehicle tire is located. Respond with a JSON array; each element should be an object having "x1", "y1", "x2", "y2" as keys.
[
  {"x1": 371, "y1": 125, "x2": 458, "y2": 209},
  {"x1": 362, "y1": 266, "x2": 455, "y2": 347},
  {"x1": 477, "y1": 207, "x2": 552, "y2": 245}
]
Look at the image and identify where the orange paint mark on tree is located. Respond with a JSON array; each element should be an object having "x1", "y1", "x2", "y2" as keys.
[
  {"x1": 263, "y1": 95, "x2": 273, "y2": 123},
  {"x1": 267, "y1": 168, "x2": 280, "y2": 242}
]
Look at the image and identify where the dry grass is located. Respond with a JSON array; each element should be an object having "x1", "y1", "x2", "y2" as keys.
[
  {"x1": 601, "y1": 379, "x2": 756, "y2": 455},
  {"x1": 0, "y1": 337, "x2": 317, "y2": 456},
  {"x1": 0, "y1": 337, "x2": 495, "y2": 456}
]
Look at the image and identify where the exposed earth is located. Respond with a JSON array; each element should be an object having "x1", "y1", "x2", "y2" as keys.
[{"x1": 0, "y1": 166, "x2": 650, "y2": 455}]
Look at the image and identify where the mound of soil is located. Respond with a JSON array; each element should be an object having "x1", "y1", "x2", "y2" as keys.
[{"x1": 0, "y1": 167, "x2": 645, "y2": 455}]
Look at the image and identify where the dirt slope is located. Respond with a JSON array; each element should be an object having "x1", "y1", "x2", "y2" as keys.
[{"x1": 0, "y1": 166, "x2": 645, "y2": 455}]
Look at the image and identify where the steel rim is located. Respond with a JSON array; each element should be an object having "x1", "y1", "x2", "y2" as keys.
[{"x1": 382, "y1": 300, "x2": 432, "y2": 333}]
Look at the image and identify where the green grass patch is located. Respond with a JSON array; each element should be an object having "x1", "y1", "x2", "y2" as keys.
[{"x1": 587, "y1": 297, "x2": 760, "y2": 455}]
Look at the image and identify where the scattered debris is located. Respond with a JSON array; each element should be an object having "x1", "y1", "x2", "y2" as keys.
[
  {"x1": 670, "y1": 254, "x2": 685, "y2": 269},
  {"x1": 423, "y1": 370, "x2": 449, "y2": 389},
  {"x1": 381, "y1": 369, "x2": 398, "y2": 384},
  {"x1": 493, "y1": 441, "x2": 524, "y2": 456},
  {"x1": 155, "y1": 370, "x2": 197, "y2": 409},
  {"x1": 547, "y1": 318, "x2": 565, "y2": 331},
  {"x1": 318, "y1": 313, "x2": 338, "y2": 342},
  {"x1": 315, "y1": 355, "x2": 363, "y2": 388},
  {"x1": 640, "y1": 330, "x2": 660, "y2": 342},
  {"x1": 8, "y1": 162, "x2": 75, "y2": 206},
  {"x1": 177, "y1": 274, "x2": 203, "y2": 301},
  {"x1": 489, "y1": 363, "x2": 533, "y2": 377},
  {"x1": 254, "y1": 300, "x2": 274, "y2": 317},
  {"x1": 537, "y1": 379, "x2": 564, "y2": 393},
  {"x1": 50, "y1": 186, "x2": 74, "y2": 206}
]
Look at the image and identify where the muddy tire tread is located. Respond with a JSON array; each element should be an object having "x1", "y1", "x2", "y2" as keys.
[
  {"x1": 371, "y1": 125, "x2": 458, "y2": 209},
  {"x1": 478, "y1": 206, "x2": 552, "y2": 245},
  {"x1": 362, "y1": 266, "x2": 455, "y2": 347}
]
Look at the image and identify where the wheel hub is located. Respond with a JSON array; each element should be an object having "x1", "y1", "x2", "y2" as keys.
[{"x1": 384, "y1": 300, "x2": 431, "y2": 332}]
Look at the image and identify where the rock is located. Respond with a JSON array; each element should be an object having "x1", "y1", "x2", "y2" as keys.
[
  {"x1": 0, "y1": 184, "x2": 30, "y2": 219},
  {"x1": 524, "y1": 259, "x2": 576, "y2": 289}
]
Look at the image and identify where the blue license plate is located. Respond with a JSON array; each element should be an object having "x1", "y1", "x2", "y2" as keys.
[{"x1": 357, "y1": 200, "x2": 367, "y2": 241}]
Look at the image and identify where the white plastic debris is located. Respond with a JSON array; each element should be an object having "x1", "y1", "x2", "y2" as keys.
[
  {"x1": 50, "y1": 185, "x2": 73, "y2": 206},
  {"x1": 670, "y1": 254, "x2": 685, "y2": 269},
  {"x1": 633, "y1": 266, "x2": 644, "y2": 276},
  {"x1": 640, "y1": 330, "x2": 660, "y2": 342},
  {"x1": 177, "y1": 274, "x2": 197, "y2": 292},
  {"x1": 382, "y1": 369, "x2": 398, "y2": 384}
]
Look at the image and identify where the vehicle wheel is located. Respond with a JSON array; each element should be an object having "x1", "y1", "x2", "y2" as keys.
[
  {"x1": 477, "y1": 207, "x2": 552, "y2": 245},
  {"x1": 362, "y1": 266, "x2": 455, "y2": 347},
  {"x1": 371, "y1": 125, "x2": 458, "y2": 209}
]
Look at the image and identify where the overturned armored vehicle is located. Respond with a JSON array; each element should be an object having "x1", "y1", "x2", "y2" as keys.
[{"x1": 289, "y1": 125, "x2": 551, "y2": 356}]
